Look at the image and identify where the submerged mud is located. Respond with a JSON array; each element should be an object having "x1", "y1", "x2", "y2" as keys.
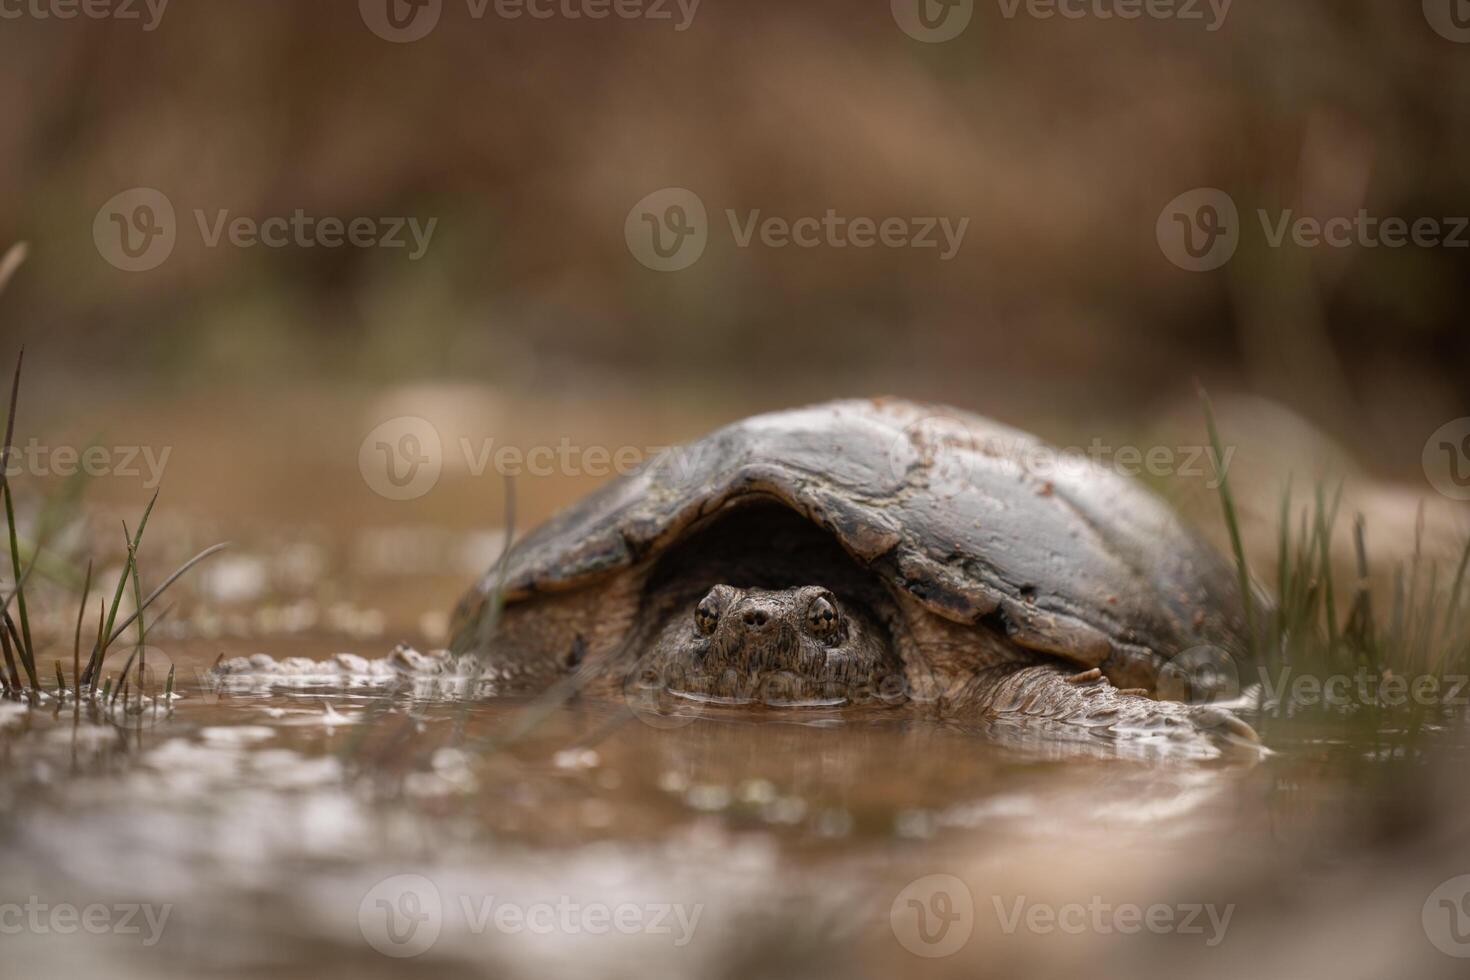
[{"x1": 4, "y1": 646, "x2": 1470, "y2": 979}]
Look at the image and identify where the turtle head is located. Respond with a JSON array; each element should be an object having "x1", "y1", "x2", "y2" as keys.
[
  {"x1": 695, "y1": 584, "x2": 846, "y2": 648},
  {"x1": 642, "y1": 583, "x2": 903, "y2": 706}
]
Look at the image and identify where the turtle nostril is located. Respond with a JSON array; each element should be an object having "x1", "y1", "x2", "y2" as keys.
[{"x1": 742, "y1": 609, "x2": 768, "y2": 628}]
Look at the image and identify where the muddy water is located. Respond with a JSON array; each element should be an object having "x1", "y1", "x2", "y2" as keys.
[
  {"x1": 5, "y1": 636, "x2": 1470, "y2": 979},
  {"x1": 4, "y1": 395, "x2": 1470, "y2": 978}
]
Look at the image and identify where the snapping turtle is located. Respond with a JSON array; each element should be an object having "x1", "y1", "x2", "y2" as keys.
[{"x1": 448, "y1": 399, "x2": 1258, "y2": 753}]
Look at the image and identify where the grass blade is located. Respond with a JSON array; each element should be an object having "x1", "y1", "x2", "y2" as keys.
[
  {"x1": 1314, "y1": 482, "x2": 1340, "y2": 656},
  {"x1": 88, "y1": 599, "x2": 104, "y2": 695},
  {"x1": 127, "y1": 521, "x2": 147, "y2": 698},
  {"x1": 0, "y1": 351, "x2": 39, "y2": 688},
  {"x1": 1198, "y1": 384, "x2": 1257, "y2": 662},
  {"x1": 1441, "y1": 535, "x2": 1470, "y2": 643},
  {"x1": 73, "y1": 560, "x2": 93, "y2": 700},
  {"x1": 104, "y1": 542, "x2": 228, "y2": 649},
  {"x1": 2, "y1": 606, "x2": 36, "y2": 692},
  {"x1": 0, "y1": 613, "x2": 19, "y2": 691},
  {"x1": 81, "y1": 490, "x2": 159, "y2": 685}
]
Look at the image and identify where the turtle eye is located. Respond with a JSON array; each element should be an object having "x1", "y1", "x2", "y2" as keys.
[
  {"x1": 695, "y1": 587, "x2": 731, "y2": 636},
  {"x1": 806, "y1": 593, "x2": 841, "y2": 642}
]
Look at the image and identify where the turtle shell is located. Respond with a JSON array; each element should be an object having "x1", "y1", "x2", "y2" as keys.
[{"x1": 476, "y1": 398, "x2": 1250, "y2": 684}]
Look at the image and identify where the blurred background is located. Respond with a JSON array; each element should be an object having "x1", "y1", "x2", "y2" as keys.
[{"x1": 3, "y1": 0, "x2": 1468, "y2": 442}]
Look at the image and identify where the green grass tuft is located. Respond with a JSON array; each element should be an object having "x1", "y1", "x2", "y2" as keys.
[
  {"x1": 1202, "y1": 396, "x2": 1470, "y2": 734},
  {"x1": 1, "y1": 338, "x2": 226, "y2": 704}
]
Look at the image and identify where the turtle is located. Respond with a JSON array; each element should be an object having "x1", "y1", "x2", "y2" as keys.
[{"x1": 442, "y1": 398, "x2": 1259, "y2": 754}]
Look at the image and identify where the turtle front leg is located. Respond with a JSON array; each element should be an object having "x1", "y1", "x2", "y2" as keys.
[{"x1": 950, "y1": 663, "x2": 1260, "y2": 757}]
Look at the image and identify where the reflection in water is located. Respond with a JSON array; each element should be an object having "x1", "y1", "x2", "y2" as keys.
[{"x1": 4, "y1": 655, "x2": 1468, "y2": 979}]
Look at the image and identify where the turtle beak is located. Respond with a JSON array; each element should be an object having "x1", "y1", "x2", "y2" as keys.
[{"x1": 735, "y1": 598, "x2": 782, "y2": 636}]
